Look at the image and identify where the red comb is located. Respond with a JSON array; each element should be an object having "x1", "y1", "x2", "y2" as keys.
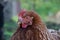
[{"x1": 18, "y1": 9, "x2": 26, "y2": 17}]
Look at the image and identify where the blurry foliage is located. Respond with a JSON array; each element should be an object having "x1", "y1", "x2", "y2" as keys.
[
  {"x1": 12, "y1": 16, "x2": 18, "y2": 22},
  {"x1": 46, "y1": 22, "x2": 60, "y2": 30},
  {"x1": 4, "y1": 21, "x2": 17, "y2": 40},
  {"x1": 21, "y1": 0, "x2": 60, "y2": 15},
  {"x1": 4, "y1": 0, "x2": 60, "y2": 40}
]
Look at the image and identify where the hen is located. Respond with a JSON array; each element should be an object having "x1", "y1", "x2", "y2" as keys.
[{"x1": 11, "y1": 10, "x2": 58, "y2": 40}]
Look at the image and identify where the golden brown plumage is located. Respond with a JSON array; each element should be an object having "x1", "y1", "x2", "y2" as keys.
[{"x1": 11, "y1": 10, "x2": 57, "y2": 40}]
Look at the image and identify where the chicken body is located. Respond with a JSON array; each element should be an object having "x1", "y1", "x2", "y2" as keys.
[{"x1": 11, "y1": 10, "x2": 59, "y2": 40}]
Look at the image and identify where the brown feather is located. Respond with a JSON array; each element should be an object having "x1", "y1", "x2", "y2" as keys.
[{"x1": 11, "y1": 10, "x2": 56, "y2": 40}]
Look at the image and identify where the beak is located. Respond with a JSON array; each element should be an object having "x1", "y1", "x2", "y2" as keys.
[
  {"x1": 18, "y1": 16, "x2": 23, "y2": 24},
  {"x1": 17, "y1": 19, "x2": 22, "y2": 27},
  {"x1": 31, "y1": 17, "x2": 34, "y2": 19},
  {"x1": 18, "y1": 22, "x2": 21, "y2": 25}
]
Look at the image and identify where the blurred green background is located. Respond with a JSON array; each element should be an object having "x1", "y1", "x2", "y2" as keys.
[{"x1": 4, "y1": 0, "x2": 60, "y2": 40}]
